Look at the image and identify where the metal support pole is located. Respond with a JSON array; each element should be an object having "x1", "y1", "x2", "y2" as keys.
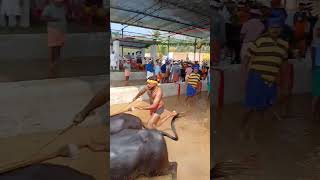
[
  {"x1": 168, "y1": 36, "x2": 170, "y2": 57},
  {"x1": 121, "y1": 28, "x2": 124, "y2": 57},
  {"x1": 199, "y1": 45, "x2": 201, "y2": 63},
  {"x1": 194, "y1": 38, "x2": 197, "y2": 62}
]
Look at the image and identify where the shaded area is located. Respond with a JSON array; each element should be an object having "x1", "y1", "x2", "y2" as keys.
[
  {"x1": 0, "y1": 126, "x2": 107, "y2": 180},
  {"x1": 0, "y1": 163, "x2": 95, "y2": 180},
  {"x1": 214, "y1": 94, "x2": 320, "y2": 179},
  {"x1": 0, "y1": 57, "x2": 106, "y2": 82}
]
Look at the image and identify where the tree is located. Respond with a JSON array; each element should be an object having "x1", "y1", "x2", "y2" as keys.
[{"x1": 152, "y1": 30, "x2": 161, "y2": 40}]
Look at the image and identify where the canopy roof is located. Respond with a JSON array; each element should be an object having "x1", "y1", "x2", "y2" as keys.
[
  {"x1": 110, "y1": 0, "x2": 210, "y2": 39},
  {"x1": 111, "y1": 37, "x2": 157, "y2": 49}
]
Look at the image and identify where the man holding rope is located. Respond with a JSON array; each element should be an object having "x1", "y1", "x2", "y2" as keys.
[
  {"x1": 73, "y1": 87, "x2": 107, "y2": 125},
  {"x1": 130, "y1": 76, "x2": 177, "y2": 129}
]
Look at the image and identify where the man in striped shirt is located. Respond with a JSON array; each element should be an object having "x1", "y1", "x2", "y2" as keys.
[
  {"x1": 241, "y1": 17, "x2": 289, "y2": 142},
  {"x1": 185, "y1": 66, "x2": 201, "y2": 107}
]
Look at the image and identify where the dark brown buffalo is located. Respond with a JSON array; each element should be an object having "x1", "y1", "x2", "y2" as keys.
[
  {"x1": 110, "y1": 114, "x2": 179, "y2": 180},
  {"x1": 110, "y1": 113, "x2": 144, "y2": 134}
]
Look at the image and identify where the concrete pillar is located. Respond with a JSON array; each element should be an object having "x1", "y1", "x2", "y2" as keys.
[
  {"x1": 20, "y1": 0, "x2": 30, "y2": 28},
  {"x1": 113, "y1": 40, "x2": 120, "y2": 70},
  {"x1": 150, "y1": 45, "x2": 157, "y2": 61},
  {"x1": 140, "y1": 48, "x2": 145, "y2": 58}
]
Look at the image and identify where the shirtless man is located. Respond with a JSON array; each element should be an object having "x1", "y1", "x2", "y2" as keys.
[
  {"x1": 130, "y1": 77, "x2": 172, "y2": 129},
  {"x1": 73, "y1": 87, "x2": 107, "y2": 125},
  {"x1": 72, "y1": 86, "x2": 107, "y2": 151}
]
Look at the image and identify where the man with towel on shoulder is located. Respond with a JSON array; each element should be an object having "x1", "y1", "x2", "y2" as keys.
[{"x1": 130, "y1": 77, "x2": 177, "y2": 129}]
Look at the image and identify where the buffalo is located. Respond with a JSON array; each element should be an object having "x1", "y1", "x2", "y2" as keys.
[{"x1": 110, "y1": 113, "x2": 179, "y2": 180}]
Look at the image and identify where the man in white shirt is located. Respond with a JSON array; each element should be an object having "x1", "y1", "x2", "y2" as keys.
[
  {"x1": 110, "y1": 51, "x2": 117, "y2": 71},
  {"x1": 0, "y1": 0, "x2": 22, "y2": 27}
]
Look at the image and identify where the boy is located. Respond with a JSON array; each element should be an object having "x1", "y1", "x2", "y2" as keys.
[{"x1": 42, "y1": 0, "x2": 67, "y2": 78}]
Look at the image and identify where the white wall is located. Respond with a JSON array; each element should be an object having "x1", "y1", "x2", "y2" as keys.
[
  {"x1": 110, "y1": 80, "x2": 208, "y2": 105},
  {"x1": 213, "y1": 59, "x2": 312, "y2": 105},
  {"x1": 110, "y1": 72, "x2": 146, "y2": 81},
  {"x1": 0, "y1": 33, "x2": 107, "y2": 61},
  {"x1": 0, "y1": 75, "x2": 107, "y2": 138}
]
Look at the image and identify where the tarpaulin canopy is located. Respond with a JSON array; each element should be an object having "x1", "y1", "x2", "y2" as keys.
[
  {"x1": 110, "y1": 0, "x2": 210, "y2": 39},
  {"x1": 111, "y1": 37, "x2": 157, "y2": 48}
]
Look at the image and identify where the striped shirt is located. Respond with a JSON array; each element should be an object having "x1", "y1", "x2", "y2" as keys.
[
  {"x1": 247, "y1": 33, "x2": 289, "y2": 84},
  {"x1": 186, "y1": 72, "x2": 201, "y2": 88}
]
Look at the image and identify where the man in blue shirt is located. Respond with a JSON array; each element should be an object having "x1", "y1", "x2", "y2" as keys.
[{"x1": 146, "y1": 60, "x2": 154, "y2": 79}]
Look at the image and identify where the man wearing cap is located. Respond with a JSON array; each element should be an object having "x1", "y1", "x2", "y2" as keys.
[
  {"x1": 210, "y1": 0, "x2": 225, "y2": 64},
  {"x1": 241, "y1": 17, "x2": 289, "y2": 142},
  {"x1": 170, "y1": 61, "x2": 181, "y2": 83},
  {"x1": 131, "y1": 77, "x2": 174, "y2": 129},
  {"x1": 42, "y1": 0, "x2": 67, "y2": 78},
  {"x1": 311, "y1": 18, "x2": 320, "y2": 121},
  {"x1": 240, "y1": 8, "x2": 265, "y2": 62},
  {"x1": 185, "y1": 66, "x2": 201, "y2": 107}
]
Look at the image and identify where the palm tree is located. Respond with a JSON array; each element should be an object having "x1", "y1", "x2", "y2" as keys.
[{"x1": 152, "y1": 30, "x2": 161, "y2": 40}]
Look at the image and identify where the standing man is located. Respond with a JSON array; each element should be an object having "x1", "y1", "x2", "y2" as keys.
[
  {"x1": 160, "y1": 62, "x2": 167, "y2": 83},
  {"x1": 171, "y1": 61, "x2": 180, "y2": 83},
  {"x1": 241, "y1": 18, "x2": 289, "y2": 142},
  {"x1": 312, "y1": 18, "x2": 320, "y2": 121},
  {"x1": 42, "y1": 0, "x2": 67, "y2": 78},
  {"x1": 185, "y1": 63, "x2": 193, "y2": 77},
  {"x1": 293, "y1": 3, "x2": 309, "y2": 57},
  {"x1": 20, "y1": 0, "x2": 30, "y2": 28},
  {"x1": 210, "y1": 0, "x2": 225, "y2": 65},
  {"x1": 131, "y1": 77, "x2": 176, "y2": 129},
  {"x1": 73, "y1": 87, "x2": 107, "y2": 125},
  {"x1": 180, "y1": 62, "x2": 186, "y2": 82},
  {"x1": 154, "y1": 61, "x2": 161, "y2": 82},
  {"x1": 110, "y1": 51, "x2": 117, "y2": 71},
  {"x1": 0, "y1": 0, "x2": 22, "y2": 27},
  {"x1": 185, "y1": 66, "x2": 201, "y2": 107},
  {"x1": 240, "y1": 8, "x2": 265, "y2": 63},
  {"x1": 146, "y1": 59, "x2": 154, "y2": 79},
  {"x1": 123, "y1": 59, "x2": 131, "y2": 86}
]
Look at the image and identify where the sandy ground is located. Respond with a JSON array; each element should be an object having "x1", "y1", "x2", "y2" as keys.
[
  {"x1": 214, "y1": 94, "x2": 320, "y2": 179},
  {"x1": 0, "y1": 125, "x2": 107, "y2": 180},
  {"x1": 0, "y1": 57, "x2": 106, "y2": 82},
  {"x1": 111, "y1": 93, "x2": 210, "y2": 180}
]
